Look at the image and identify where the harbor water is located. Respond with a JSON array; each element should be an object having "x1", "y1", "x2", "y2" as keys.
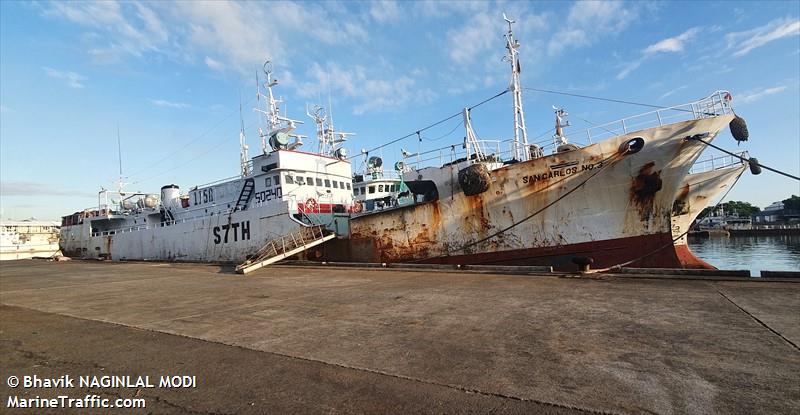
[{"x1": 688, "y1": 235, "x2": 800, "y2": 276}]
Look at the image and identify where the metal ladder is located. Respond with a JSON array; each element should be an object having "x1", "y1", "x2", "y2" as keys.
[
  {"x1": 235, "y1": 225, "x2": 336, "y2": 274},
  {"x1": 233, "y1": 178, "x2": 256, "y2": 212}
]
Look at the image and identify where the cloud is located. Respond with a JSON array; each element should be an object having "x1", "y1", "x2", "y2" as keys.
[
  {"x1": 644, "y1": 28, "x2": 700, "y2": 54},
  {"x1": 617, "y1": 27, "x2": 700, "y2": 80},
  {"x1": 43, "y1": 67, "x2": 87, "y2": 88},
  {"x1": 175, "y1": 2, "x2": 369, "y2": 69},
  {"x1": 548, "y1": 1, "x2": 639, "y2": 55},
  {"x1": 149, "y1": 99, "x2": 190, "y2": 109},
  {"x1": 42, "y1": 1, "x2": 369, "y2": 73},
  {"x1": 735, "y1": 86, "x2": 787, "y2": 104},
  {"x1": 446, "y1": 12, "x2": 498, "y2": 65},
  {"x1": 295, "y1": 62, "x2": 436, "y2": 114},
  {"x1": 726, "y1": 17, "x2": 800, "y2": 57},
  {"x1": 370, "y1": 1, "x2": 400, "y2": 22},
  {"x1": 659, "y1": 85, "x2": 688, "y2": 100},
  {"x1": 616, "y1": 60, "x2": 643, "y2": 81},
  {"x1": 414, "y1": 0, "x2": 487, "y2": 18},
  {"x1": 204, "y1": 56, "x2": 225, "y2": 71},
  {"x1": 1, "y1": 181, "x2": 95, "y2": 198},
  {"x1": 44, "y1": 1, "x2": 168, "y2": 64}
]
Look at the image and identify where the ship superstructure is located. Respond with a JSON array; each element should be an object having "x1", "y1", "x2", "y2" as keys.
[
  {"x1": 60, "y1": 62, "x2": 353, "y2": 262},
  {"x1": 351, "y1": 156, "x2": 408, "y2": 214}
]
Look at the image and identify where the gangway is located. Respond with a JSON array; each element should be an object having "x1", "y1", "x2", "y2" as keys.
[{"x1": 235, "y1": 225, "x2": 335, "y2": 274}]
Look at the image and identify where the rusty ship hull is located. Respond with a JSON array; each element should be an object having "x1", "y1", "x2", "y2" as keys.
[
  {"x1": 326, "y1": 115, "x2": 734, "y2": 270},
  {"x1": 671, "y1": 161, "x2": 748, "y2": 269}
]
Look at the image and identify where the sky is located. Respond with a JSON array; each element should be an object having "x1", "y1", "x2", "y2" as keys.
[{"x1": 1, "y1": 0, "x2": 799, "y2": 221}]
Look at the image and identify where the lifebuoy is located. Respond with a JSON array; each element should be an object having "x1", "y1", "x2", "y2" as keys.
[
  {"x1": 353, "y1": 201, "x2": 363, "y2": 213},
  {"x1": 304, "y1": 198, "x2": 318, "y2": 212}
]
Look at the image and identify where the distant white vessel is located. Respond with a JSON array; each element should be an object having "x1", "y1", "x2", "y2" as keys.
[
  {"x1": 351, "y1": 156, "x2": 408, "y2": 214},
  {"x1": 0, "y1": 220, "x2": 60, "y2": 260},
  {"x1": 60, "y1": 62, "x2": 354, "y2": 262}
]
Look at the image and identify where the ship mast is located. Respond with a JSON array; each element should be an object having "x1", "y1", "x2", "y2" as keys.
[
  {"x1": 307, "y1": 104, "x2": 353, "y2": 159},
  {"x1": 255, "y1": 60, "x2": 304, "y2": 153},
  {"x1": 503, "y1": 14, "x2": 529, "y2": 161},
  {"x1": 552, "y1": 107, "x2": 570, "y2": 149},
  {"x1": 238, "y1": 96, "x2": 250, "y2": 177}
]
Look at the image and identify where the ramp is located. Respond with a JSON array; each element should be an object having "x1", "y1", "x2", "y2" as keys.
[{"x1": 236, "y1": 226, "x2": 335, "y2": 274}]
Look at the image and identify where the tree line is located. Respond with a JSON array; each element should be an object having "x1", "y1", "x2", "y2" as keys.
[{"x1": 699, "y1": 195, "x2": 799, "y2": 218}]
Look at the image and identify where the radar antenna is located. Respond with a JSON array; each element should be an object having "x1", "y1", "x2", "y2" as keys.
[
  {"x1": 254, "y1": 60, "x2": 304, "y2": 153},
  {"x1": 307, "y1": 103, "x2": 353, "y2": 159}
]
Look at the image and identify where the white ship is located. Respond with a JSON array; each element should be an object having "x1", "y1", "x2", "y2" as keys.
[
  {"x1": 351, "y1": 156, "x2": 408, "y2": 214},
  {"x1": 671, "y1": 153, "x2": 750, "y2": 268},
  {"x1": 325, "y1": 17, "x2": 748, "y2": 271},
  {"x1": 60, "y1": 63, "x2": 354, "y2": 262},
  {"x1": 0, "y1": 220, "x2": 60, "y2": 260}
]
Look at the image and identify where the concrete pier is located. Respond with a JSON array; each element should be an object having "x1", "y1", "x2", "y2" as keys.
[{"x1": 1, "y1": 260, "x2": 798, "y2": 414}]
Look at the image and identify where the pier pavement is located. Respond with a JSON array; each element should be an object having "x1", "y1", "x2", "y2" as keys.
[{"x1": 1, "y1": 260, "x2": 798, "y2": 414}]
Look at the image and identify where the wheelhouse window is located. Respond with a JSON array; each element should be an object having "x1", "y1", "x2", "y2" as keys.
[
  {"x1": 368, "y1": 186, "x2": 375, "y2": 194},
  {"x1": 316, "y1": 178, "x2": 323, "y2": 186},
  {"x1": 285, "y1": 174, "x2": 294, "y2": 184},
  {"x1": 307, "y1": 177, "x2": 314, "y2": 186},
  {"x1": 274, "y1": 175, "x2": 280, "y2": 184},
  {"x1": 332, "y1": 181, "x2": 339, "y2": 188},
  {"x1": 265, "y1": 177, "x2": 272, "y2": 187},
  {"x1": 346, "y1": 182, "x2": 351, "y2": 190},
  {"x1": 324, "y1": 179, "x2": 331, "y2": 188},
  {"x1": 378, "y1": 184, "x2": 384, "y2": 192}
]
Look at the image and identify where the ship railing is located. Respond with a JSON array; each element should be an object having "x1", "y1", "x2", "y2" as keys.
[
  {"x1": 89, "y1": 208, "x2": 236, "y2": 237},
  {"x1": 285, "y1": 193, "x2": 333, "y2": 227},
  {"x1": 402, "y1": 134, "x2": 594, "y2": 172},
  {"x1": 584, "y1": 90, "x2": 733, "y2": 143},
  {"x1": 356, "y1": 169, "x2": 405, "y2": 181},
  {"x1": 689, "y1": 151, "x2": 748, "y2": 174},
  {"x1": 402, "y1": 139, "x2": 507, "y2": 170},
  {"x1": 192, "y1": 174, "x2": 243, "y2": 190}
]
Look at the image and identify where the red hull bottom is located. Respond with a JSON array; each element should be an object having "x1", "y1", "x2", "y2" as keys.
[
  {"x1": 673, "y1": 243, "x2": 716, "y2": 269},
  {"x1": 417, "y1": 232, "x2": 715, "y2": 271}
]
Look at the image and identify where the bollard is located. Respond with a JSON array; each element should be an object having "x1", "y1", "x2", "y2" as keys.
[{"x1": 572, "y1": 256, "x2": 594, "y2": 272}]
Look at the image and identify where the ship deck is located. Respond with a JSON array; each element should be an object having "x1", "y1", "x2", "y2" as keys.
[{"x1": 1, "y1": 260, "x2": 798, "y2": 414}]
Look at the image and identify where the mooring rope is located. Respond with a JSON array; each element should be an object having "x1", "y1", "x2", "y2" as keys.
[
  {"x1": 350, "y1": 89, "x2": 510, "y2": 161},
  {"x1": 523, "y1": 87, "x2": 671, "y2": 110},
  {"x1": 687, "y1": 136, "x2": 799, "y2": 181}
]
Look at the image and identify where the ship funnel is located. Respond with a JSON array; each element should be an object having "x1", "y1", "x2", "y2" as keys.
[{"x1": 160, "y1": 185, "x2": 180, "y2": 207}]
